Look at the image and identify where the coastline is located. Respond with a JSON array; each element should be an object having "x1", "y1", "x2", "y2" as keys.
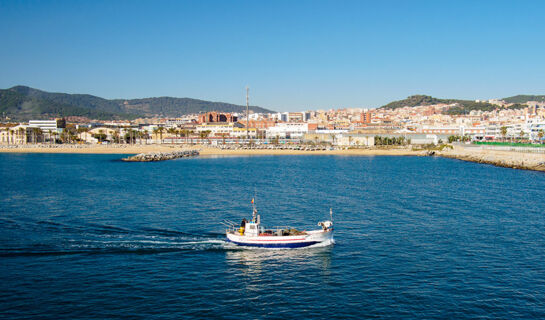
[
  {"x1": 0, "y1": 144, "x2": 423, "y2": 156},
  {"x1": 0, "y1": 144, "x2": 543, "y2": 172}
]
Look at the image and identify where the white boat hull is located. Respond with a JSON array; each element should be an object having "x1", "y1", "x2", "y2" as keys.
[{"x1": 226, "y1": 229, "x2": 334, "y2": 248}]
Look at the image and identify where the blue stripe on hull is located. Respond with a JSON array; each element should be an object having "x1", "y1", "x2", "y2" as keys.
[{"x1": 227, "y1": 238, "x2": 320, "y2": 248}]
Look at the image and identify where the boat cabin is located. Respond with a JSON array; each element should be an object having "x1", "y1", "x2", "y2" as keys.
[{"x1": 244, "y1": 221, "x2": 260, "y2": 236}]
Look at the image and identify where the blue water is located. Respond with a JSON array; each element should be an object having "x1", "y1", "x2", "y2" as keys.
[{"x1": 1, "y1": 153, "x2": 545, "y2": 319}]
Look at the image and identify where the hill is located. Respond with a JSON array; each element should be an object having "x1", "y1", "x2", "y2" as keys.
[
  {"x1": 380, "y1": 95, "x2": 446, "y2": 109},
  {"x1": 380, "y1": 95, "x2": 525, "y2": 115},
  {"x1": 0, "y1": 86, "x2": 274, "y2": 121},
  {"x1": 115, "y1": 96, "x2": 271, "y2": 117},
  {"x1": 502, "y1": 95, "x2": 545, "y2": 104}
]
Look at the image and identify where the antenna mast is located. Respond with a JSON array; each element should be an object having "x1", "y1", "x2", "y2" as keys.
[{"x1": 246, "y1": 86, "x2": 249, "y2": 140}]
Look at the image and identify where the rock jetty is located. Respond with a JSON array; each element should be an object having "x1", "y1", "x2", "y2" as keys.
[
  {"x1": 122, "y1": 150, "x2": 199, "y2": 162},
  {"x1": 437, "y1": 146, "x2": 545, "y2": 172}
]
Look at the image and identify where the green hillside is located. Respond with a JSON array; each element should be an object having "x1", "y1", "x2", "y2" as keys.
[
  {"x1": 0, "y1": 88, "x2": 125, "y2": 121},
  {"x1": 380, "y1": 95, "x2": 525, "y2": 115},
  {"x1": 502, "y1": 95, "x2": 545, "y2": 104},
  {"x1": 0, "y1": 86, "x2": 274, "y2": 121},
  {"x1": 380, "y1": 95, "x2": 445, "y2": 109},
  {"x1": 115, "y1": 96, "x2": 271, "y2": 117}
]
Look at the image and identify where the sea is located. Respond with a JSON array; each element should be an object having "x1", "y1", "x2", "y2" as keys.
[{"x1": 1, "y1": 153, "x2": 545, "y2": 319}]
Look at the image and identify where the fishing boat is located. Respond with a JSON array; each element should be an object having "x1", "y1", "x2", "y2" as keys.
[{"x1": 223, "y1": 199, "x2": 334, "y2": 249}]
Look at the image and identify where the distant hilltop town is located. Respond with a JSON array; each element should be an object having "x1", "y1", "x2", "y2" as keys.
[{"x1": 1, "y1": 89, "x2": 545, "y2": 146}]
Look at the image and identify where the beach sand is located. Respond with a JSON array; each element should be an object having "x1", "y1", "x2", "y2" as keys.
[{"x1": 0, "y1": 144, "x2": 422, "y2": 156}]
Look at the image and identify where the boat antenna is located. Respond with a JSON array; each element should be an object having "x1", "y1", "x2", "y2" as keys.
[{"x1": 330, "y1": 208, "x2": 333, "y2": 222}]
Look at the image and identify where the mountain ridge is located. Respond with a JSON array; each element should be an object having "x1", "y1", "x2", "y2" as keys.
[{"x1": 0, "y1": 86, "x2": 274, "y2": 121}]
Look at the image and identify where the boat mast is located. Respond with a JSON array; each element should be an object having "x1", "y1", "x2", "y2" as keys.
[{"x1": 252, "y1": 189, "x2": 259, "y2": 224}]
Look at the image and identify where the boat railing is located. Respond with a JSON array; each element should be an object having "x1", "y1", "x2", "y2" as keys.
[
  {"x1": 264, "y1": 226, "x2": 293, "y2": 231},
  {"x1": 221, "y1": 220, "x2": 239, "y2": 234},
  {"x1": 222, "y1": 220, "x2": 304, "y2": 235}
]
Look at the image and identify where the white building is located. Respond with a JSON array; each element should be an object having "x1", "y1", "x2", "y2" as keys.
[
  {"x1": 528, "y1": 122, "x2": 545, "y2": 141},
  {"x1": 196, "y1": 122, "x2": 257, "y2": 138},
  {"x1": 337, "y1": 134, "x2": 374, "y2": 146},
  {"x1": 271, "y1": 112, "x2": 289, "y2": 122},
  {"x1": 266, "y1": 123, "x2": 309, "y2": 138},
  {"x1": 28, "y1": 119, "x2": 65, "y2": 133}
]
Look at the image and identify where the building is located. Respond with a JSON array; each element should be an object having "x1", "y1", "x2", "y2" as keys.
[
  {"x1": 266, "y1": 123, "x2": 309, "y2": 138},
  {"x1": 528, "y1": 122, "x2": 545, "y2": 141},
  {"x1": 198, "y1": 112, "x2": 237, "y2": 124},
  {"x1": 360, "y1": 112, "x2": 373, "y2": 124},
  {"x1": 288, "y1": 112, "x2": 304, "y2": 122},
  {"x1": 421, "y1": 126, "x2": 461, "y2": 135},
  {"x1": 271, "y1": 112, "x2": 289, "y2": 122},
  {"x1": 337, "y1": 134, "x2": 375, "y2": 146},
  {"x1": 196, "y1": 122, "x2": 257, "y2": 138},
  {"x1": 28, "y1": 119, "x2": 66, "y2": 132},
  {"x1": 238, "y1": 119, "x2": 277, "y2": 129}
]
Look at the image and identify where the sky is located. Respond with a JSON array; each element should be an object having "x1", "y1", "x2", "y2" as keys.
[{"x1": 1, "y1": 0, "x2": 544, "y2": 111}]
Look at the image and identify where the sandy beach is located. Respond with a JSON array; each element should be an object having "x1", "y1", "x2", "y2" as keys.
[{"x1": 0, "y1": 144, "x2": 422, "y2": 156}]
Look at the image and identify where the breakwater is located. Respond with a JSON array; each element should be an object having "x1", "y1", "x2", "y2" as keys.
[
  {"x1": 122, "y1": 150, "x2": 199, "y2": 162},
  {"x1": 438, "y1": 146, "x2": 545, "y2": 172}
]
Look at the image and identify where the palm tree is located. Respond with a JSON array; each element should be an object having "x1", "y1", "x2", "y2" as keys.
[
  {"x1": 18, "y1": 127, "x2": 26, "y2": 144},
  {"x1": 519, "y1": 130, "x2": 525, "y2": 142},
  {"x1": 180, "y1": 129, "x2": 188, "y2": 144},
  {"x1": 500, "y1": 126, "x2": 507, "y2": 142},
  {"x1": 65, "y1": 127, "x2": 73, "y2": 144},
  {"x1": 60, "y1": 129, "x2": 67, "y2": 144},
  {"x1": 152, "y1": 128, "x2": 159, "y2": 144},
  {"x1": 158, "y1": 126, "x2": 164, "y2": 144},
  {"x1": 70, "y1": 131, "x2": 77, "y2": 144},
  {"x1": 199, "y1": 130, "x2": 211, "y2": 144},
  {"x1": 52, "y1": 130, "x2": 58, "y2": 144},
  {"x1": 219, "y1": 133, "x2": 227, "y2": 145},
  {"x1": 31, "y1": 128, "x2": 42, "y2": 144},
  {"x1": 167, "y1": 128, "x2": 176, "y2": 144},
  {"x1": 8, "y1": 129, "x2": 13, "y2": 145},
  {"x1": 112, "y1": 129, "x2": 120, "y2": 144},
  {"x1": 176, "y1": 129, "x2": 182, "y2": 143},
  {"x1": 143, "y1": 130, "x2": 149, "y2": 144},
  {"x1": 538, "y1": 129, "x2": 544, "y2": 143},
  {"x1": 48, "y1": 129, "x2": 53, "y2": 145},
  {"x1": 138, "y1": 131, "x2": 144, "y2": 145},
  {"x1": 75, "y1": 127, "x2": 88, "y2": 144}
]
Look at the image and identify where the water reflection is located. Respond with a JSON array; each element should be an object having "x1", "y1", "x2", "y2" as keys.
[{"x1": 225, "y1": 246, "x2": 334, "y2": 291}]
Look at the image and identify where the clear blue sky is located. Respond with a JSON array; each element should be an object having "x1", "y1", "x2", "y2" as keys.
[{"x1": 1, "y1": 0, "x2": 544, "y2": 111}]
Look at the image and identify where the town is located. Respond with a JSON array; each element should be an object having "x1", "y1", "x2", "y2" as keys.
[{"x1": 1, "y1": 98, "x2": 544, "y2": 147}]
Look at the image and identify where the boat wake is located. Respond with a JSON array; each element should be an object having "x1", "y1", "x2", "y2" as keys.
[
  {"x1": 0, "y1": 221, "x2": 234, "y2": 257},
  {"x1": 0, "y1": 219, "x2": 335, "y2": 257}
]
